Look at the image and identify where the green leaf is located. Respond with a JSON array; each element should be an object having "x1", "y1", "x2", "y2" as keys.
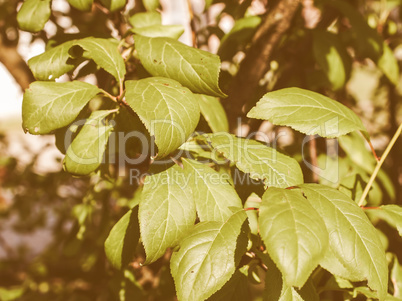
[
  {"x1": 208, "y1": 266, "x2": 250, "y2": 301},
  {"x1": 134, "y1": 35, "x2": 226, "y2": 97},
  {"x1": 312, "y1": 29, "x2": 350, "y2": 90},
  {"x1": 182, "y1": 158, "x2": 242, "y2": 222},
  {"x1": 131, "y1": 25, "x2": 185, "y2": 40},
  {"x1": 205, "y1": 133, "x2": 303, "y2": 188},
  {"x1": 247, "y1": 87, "x2": 368, "y2": 139},
  {"x1": 139, "y1": 164, "x2": 196, "y2": 264},
  {"x1": 339, "y1": 132, "x2": 395, "y2": 201},
  {"x1": 0, "y1": 287, "x2": 25, "y2": 301},
  {"x1": 99, "y1": 0, "x2": 126, "y2": 11},
  {"x1": 170, "y1": 210, "x2": 248, "y2": 301},
  {"x1": 179, "y1": 139, "x2": 215, "y2": 161},
  {"x1": 22, "y1": 81, "x2": 100, "y2": 134},
  {"x1": 260, "y1": 250, "x2": 318, "y2": 301},
  {"x1": 129, "y1": 11, "x2": 161, "y2": 28},
  {"x1": 244, "y1": 193, "x2": 260, "y2": 235},
  {"x1": 300, "y1": 184, "x2": 388, "y2": 300},
  {"x1": 17, "y1": 0, "x2": 51, "y2": 32},
  {"x1": 328, "y1": 0, "x2": 383, "y2": 60},
  {"x1": 379, "y1": 205, "x2": 402, "y2": 236},
  {"x1": 28, "y1": 40, "x2": 79, "y2": 81},
  {"x1": 259, "y1": 187, "x2": 328, "y2": 287},
  {"x1": 197, "y1": 94, "x2": 229, "y2": 133},
  {"x1": 350, "y1": 287, "x2": 401, "y2": 301},
  {"x1": 67, "y1": 0, "x2": 93, "y2": 11},
  {"x1": 218, "y1": 16, "x2": 261, "y2": 60},
  {"x1": 378, "y1": 43, "x2": 400, "y2": 85},
  {"x1": 125, "y1": 77, "x2": 200, "y2": 158},
  {"x1": 71, "y1": 37, "x2": 126, "y2": 82},
  {"x1": 104, "y1": 206, "x2": 140, "y2": 269},
  {"x1": 142, "y1": 0, "x2": 159, "y2": 11},
  {"x1": 391, "y1": 255, "x2": 402, "y2": 298},
  {"x1": 64, "y1": 110, "x2": 114, "y2": 175}
]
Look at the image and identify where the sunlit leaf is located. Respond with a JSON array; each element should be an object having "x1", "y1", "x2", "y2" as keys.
[
  {"x1": 142, "y1": 0, "x2": 159, "y2": 11},
  {"x1": 135, "y1": 35, "x2": 226, "y2": 97},
  {"x1": 17, "y1": 0, "x2": 51, "y2": 32},
  {"x1": 99, "y1": 0, "x2": 126, "y2": 11},
  {"x1": 71, "y1": 37, "x2": 126, "y2": 82},
  {"x1": 28, "y1": 40, "x2": 80, "y2": 81},
  {"x1": 259, "y1": 187, "x2": 328, "y2": 287},
  {"x1": 22, "y1": 81, "x2": 100, "y2": 134},
  {"x1": 67, "y1": 0, "x2": 93, "y2": 11},
  {"x1": 125, "y1": 77, "x2": 200, "y2": 158},
  {"x1": 300, "y1": 184, "x2": 388, "y2": 300},
  {"x1": 0, "y1": 287, "x2": 25, "y2": 301},
  {"x1": 129, "y1": 11, "x2": 161, "y2": 28},
  {"x1": 247, "y1": 87, "x2": 369, "y2": 139},
  {"x1": 105, "y1": 206, "x2": 140, "y2": 269},
  {"x1": 64, "y1": 110, "x2": 114, "y2": 175},
  {"x1": 131, "y1": 25, "x2": 184, "y2": 40},
  {"x1": 197, "y1": 94, "x2": 229, "y2": 133},
  {"x1": 378, "y1": 43, "x2": 400, "y2": 85},
  {"x1": 205, "y1": 133, "x2": 303, "y2": 188},
  {"x1": 182, "y1": 158, "x2": 242, "y2": 222},
  {"x1": 171, "y1": 210, "x2": 248, "y2": 301},
  {"x1": 139, "y1": 164, "x2": 196, "y2": 264}
]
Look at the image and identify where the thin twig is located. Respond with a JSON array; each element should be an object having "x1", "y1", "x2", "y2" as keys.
[
  {"x1": 358, "y1": 123, "x2": 402, "y2": 207},
  {"x1": 100, "y1": 88, "x2": 118, "y2": 102}
]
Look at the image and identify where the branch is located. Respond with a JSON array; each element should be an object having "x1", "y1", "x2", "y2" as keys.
[
  {"x1": 224, "y1": 0, "x2": 300, "y2": 132},
  {"x1": 0, "y1": 36, "x2": 34, "y2": 91}
]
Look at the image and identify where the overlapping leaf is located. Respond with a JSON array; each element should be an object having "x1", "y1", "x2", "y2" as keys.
[
  {"x1": 378, "y1": 205, "x2": 402, "y2": 236},
  {"x1": 259, "y1": 187, "x2": 328, "y2": 287},
  {"x1": 182, "y1": 159, "x2": 242, "y2": 222},
  {"x1": 206, "y1": 133, "x2": 303, "y2": 188},
  {"x1": 300, "y1": 184, "x2": 388, "y2": 300},
  {"x1": 22, "y1": 81, "x2": 100, "y2": 134},
  {"x1": 125, "y1": 77, "x2": 200, "y2": 158},
  {"x1": 142, "y1": 0, "x2": 159, "y2": 11},
  {"x1": 134, "y1": 35, "x2": 226, "y2": 97},
  {"x1": 28, "y1": 40, "x2": 79, "y2": 81},
  {"x1": 17, "y1": 0, "x2": 51, "y2": 32},
  {"x1": 129, "y1": 11, "x2": 161, "y2": 28},
  {"x1": 378, "y1": 43, "x2": 400, "y2": 86},
  {"x1": 67, "y1": 0, "x2": 93, "y2": 11},
  {"x1": 328, "y1": 0, "x2": 383, "y2": 60},
  {"x1": 208, "y1": 266, "x2": 250, "y2": 301},
  {"x1": 218, "y1": 16, "x2": 261, "y2": 60},
  {"x1": 64, "y1": 110, "x2": 114, "y2": 175},
  {"x1": 131, "y1": 25, "x2": 184, "y2": 39},
  {"x1": 139, "y1": 164, "x2": 196, "y2": 264},
  {"x1": 71, "y1": 37, "x2": 126, "y2": 82},
  {"x1": 196, "y1": 94, "x2": 229, "y2": 133},
  {"x1": 104, "y1": 206, "x2": 140, "y2": 269},
  {"x1": 170, "y1": 210, "x2": 248, "y2": 301},
  {"x1": 99, "y1": 0, "x2": 126, "y2": 11},
  {"x1": 312, "y1": 29, "x2": 350, "y2": 90},
  {"x1": 248, "y1": 88, "x2": 368, "y2": 138},
  {"x1": 328, "y1": 0, "x2": 399, "y2": 85}
]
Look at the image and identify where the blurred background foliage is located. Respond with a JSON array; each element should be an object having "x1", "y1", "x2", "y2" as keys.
[{"x1": 0, "y1": 0, "x2": 401, "y2": 300}]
